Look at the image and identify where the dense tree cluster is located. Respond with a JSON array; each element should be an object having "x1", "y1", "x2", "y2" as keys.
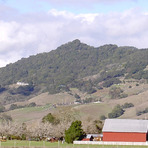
[
  {"x1": 108, "y1": 105, "x2": 124, "y2": 118},
  {"x1": 0, "y1": 40, "x2": 147, "y2": 95}
]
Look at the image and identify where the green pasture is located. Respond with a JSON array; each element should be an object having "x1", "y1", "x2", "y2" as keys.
[{"x1": 0, "y1": 141, "x2": 148, "y2": 148}]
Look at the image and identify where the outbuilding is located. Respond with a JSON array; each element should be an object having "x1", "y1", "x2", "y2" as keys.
[{"x1": 102, "y1": 119, "x2": 148, "y2": 142}]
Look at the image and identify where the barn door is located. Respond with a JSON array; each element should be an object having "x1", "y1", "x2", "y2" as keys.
[{"x1": 146, "y1": 133, "x2": 148, "y2": 141}]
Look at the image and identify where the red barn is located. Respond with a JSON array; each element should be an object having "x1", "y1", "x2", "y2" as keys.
[{"x1": 102, "y1": 119, "x2": 148, "y2": 142}]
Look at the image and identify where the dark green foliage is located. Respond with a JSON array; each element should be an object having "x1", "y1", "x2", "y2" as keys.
[
  {"x1": 119, "y1": 93, "x2": 128, "y2": 98},
  {"x1": 108, "y1": 105, "x2": 124, "y2": 118},
  {"x1": 9, "y1": 104, "x2": 18, "y2": 110},
  {"x1": 65, "y1": 120, "x2": 85, "y2": 143},
  {"x1": 9, "y1": 85, "x2": 34, "y2": 96},
  {"x1": 0, "y1": 86, "x2": 6, "y2": 93},
  {"x1": 102, "y1": 78, "x2": 121, "y2": 88},
  {"x1": 98, "y1": 70, "x2": 125, "y2": 83},
  {"x1": 83, "y1": 97, "x2": 96, "y2": 104},
  {"x1": 0, "y1": 40, "x2": 147, "y2": 95},
  {"x1": 136, "y1": 107, "x2": 148, "y2": 116},
  {"x1": 70, "y1": 80, "x2": 96, "y2": 94},
  {"x1": 109, "y1": 86, "x2": 128, "y2": 99},
  {"x1": 27, "y1": 102, "x2": 36, "y2": 107},
  {"x1": 122, "y1": 102, "x2": 134, "y2": 108},
  {"x1": 0, "y1": 104, "x2": 5, "y2": 112},
  {"x1": 100, "y1": 115, "x2": 107, "y2": 120},
  {"x1": 74, "y1": 94, "x2": 80, "y2": 99},
  {"x1": 94, "y1": 120, "x2": 103, "y2": 133},
  {"x1": 42, "y1": 113, "x2": 59, "y2": 125},
  {"x1": 16, "y1": 85, "x2": 34, "y2": 96}
]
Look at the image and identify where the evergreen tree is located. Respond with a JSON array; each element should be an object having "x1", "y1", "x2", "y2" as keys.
[{"x1": 65, "y1": 120, "x2": 85, "y2": 143}]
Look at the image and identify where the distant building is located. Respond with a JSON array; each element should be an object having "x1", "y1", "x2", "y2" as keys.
[
  {"x1": 82, "y1": 134, "x2": 103, "y2": 141},
  {"x1": 102, "y1": 119, "x2": 148, "y2": 142},
  {"x1": 16, "y1": 82, "x2": 29, "y2": 86}
]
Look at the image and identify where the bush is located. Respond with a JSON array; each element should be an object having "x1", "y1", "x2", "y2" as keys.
[
  {"x1": 9, "y1": 104, "x2": 18, "y2": 110},
  {"x1": 74, "y1": 94, "x2": 80, "y2": 99},
  {"x1": 100, "y1": 115, "x2": 107, "y2": 120},
  {"x1": 136, "y1": 107, "x2": 148, "y2": 116},
  {"x1": 16, "y1": 85, "x2": 34, "y2": 96},
  {"x1": 102, "y1": 78, "x2": 121, "y2": 88},
  {"x1": 27, "y1": 102, "x2": 36, "y2": 107},
  {"x1": 0, "y1": 104, "x2": 5, "y2": 112},
  {"x1": 108, "y1": 105, "x2": 124, "y2": 118},
  {"x1": 109, "y1": 87, "x2": 123, "y2": 99},
  {"x1": 122, "y1": 102, "x2": 134, "y2": 108},
  {"x1": 65, "y1": 120, "x2": 86, "y2": 143},
  {"x1": 42, "y1": 113, "x2": 59, "y2": 125},
  {"x1": 120, "y1": 93, "x2": 128, "y2": 98},
  {"x1": 83, "y1": 97, "x2": 96, "y2": 104}
]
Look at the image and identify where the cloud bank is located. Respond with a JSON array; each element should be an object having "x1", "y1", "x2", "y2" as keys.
[{"x1": 0, "y1": 6, "x2": 148, "y2": 67}]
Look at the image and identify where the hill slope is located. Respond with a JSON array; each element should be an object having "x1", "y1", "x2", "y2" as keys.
[
  {"x1": 0, "y1": 39, "x2": 148, "y2": 124},
  {"x1": 0, "y1": 39, "x2": 147, "y2": 94}
]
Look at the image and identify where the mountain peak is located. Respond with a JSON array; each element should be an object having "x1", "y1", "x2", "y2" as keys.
[{"x1": 57, "y1": 39, "x2": 92, "y2": 51}]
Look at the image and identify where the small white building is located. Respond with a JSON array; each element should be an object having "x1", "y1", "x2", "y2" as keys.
[{"x1": 16, "y1": 82, "x2": 29, "y2": 86}]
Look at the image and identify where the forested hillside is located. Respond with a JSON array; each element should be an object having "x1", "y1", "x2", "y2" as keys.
[{"x1": 0, "y1": 39, "x2": 148, "y2": 95}]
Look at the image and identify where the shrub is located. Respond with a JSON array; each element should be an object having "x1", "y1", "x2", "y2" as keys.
[
  {"x1": 109, "y1": 86, "x2": 123, "y2": 99},
  {"x1": 42, "y1": 113, "x2": 59, "y2": 125},
  {"x1": 120, "y1": 93, "x2": 128, "y2": 98},
  {"x1": 74, "y1": 94, "x2": 80, "y2": 99},
  {"x1": 27, "y1": 102, "x2": 36, "y2": 107},
  {"x1": 136, "y1": 107, "x2": 148, "y2": 116},
  {"x1": 102, "y1": 78, "x2": 121, "y2": 88},
  {"x1": 122, "y1": 102, "x2": 134, "y2": 108},
  {"x1": 100, "y1": 115, "x2": 107, "y2": 120},
  {"x1": 108, "y1": 105, "x2": 124, "y2": 118}
]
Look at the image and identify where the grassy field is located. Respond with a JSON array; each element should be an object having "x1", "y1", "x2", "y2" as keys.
[{"x1": 0, "y1": 141, "x2": 148, "y2": 148}]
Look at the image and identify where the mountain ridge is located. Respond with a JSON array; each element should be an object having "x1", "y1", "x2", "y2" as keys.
[{"x1": 0, "y1": 39, "x2": 147, "y2": 94}]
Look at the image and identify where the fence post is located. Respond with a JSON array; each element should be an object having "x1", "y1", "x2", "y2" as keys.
[
  {"x1": 29, "y1": 141, "x2": 31, "y2": 147},
  {"x1": 14, "y1": 141, "x2": 16, "y2": 147},
  {"x1": 58, "y1": 140, "x2": 60, "y2": 148},
  {"x1": 43, "y1": 140, "x2": 45, "y2": 147}
]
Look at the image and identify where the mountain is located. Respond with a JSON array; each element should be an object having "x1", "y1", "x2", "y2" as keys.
[
  {"x1": 0, "y1": 39, "x2": 147, "y2": 123},
  {"x1": 0, "y1": 39, "x2": 147, "y2": 91},
  {"x1": 0, "y1": 39, "x2": 147, "y2": 103}
]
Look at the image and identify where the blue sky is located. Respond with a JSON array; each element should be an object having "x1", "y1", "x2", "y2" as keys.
[
  {"x1": 0, "y1": 0, "x2": 148, "y2": 67},
  {"x1": 2, "y1": 0, "x2": 148, "y2": 14}
]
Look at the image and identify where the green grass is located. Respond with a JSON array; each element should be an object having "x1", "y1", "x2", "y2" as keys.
[
  {"x1": 0, "y1": 141, "x2": 148, "y2": 148},
  {"x1": 15, "y1": 104, "x2": 51, "y2": 113}
]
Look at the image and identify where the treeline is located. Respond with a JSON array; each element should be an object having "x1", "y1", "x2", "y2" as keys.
[{"x1": 0, "y1": 112, "x2": 103, "y2": 143}]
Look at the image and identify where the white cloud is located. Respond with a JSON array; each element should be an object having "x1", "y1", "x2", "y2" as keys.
[{"x1": 0, "y1": 8, "x2": 148, "y2": 67}]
